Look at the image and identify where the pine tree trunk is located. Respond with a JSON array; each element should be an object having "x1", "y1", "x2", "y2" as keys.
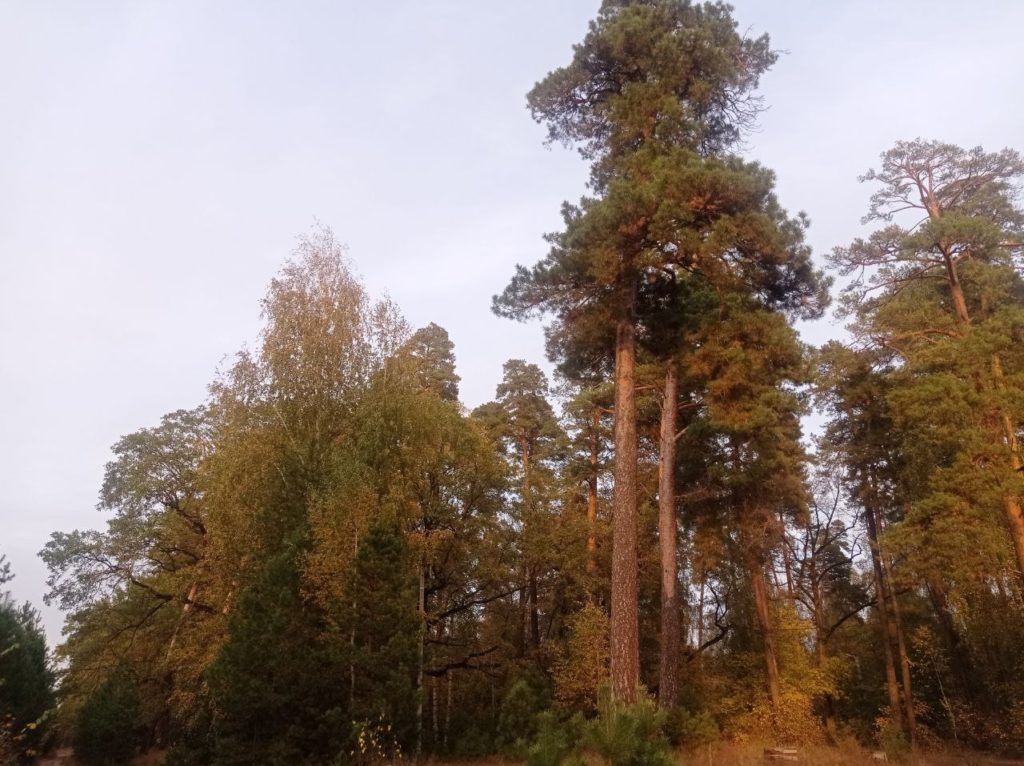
[
  {"x1": 695, "y1": 574, "x2": 705, "y2": 673},
  {"x1": 350, "y1": 531, "x2": 359, "y2": 712},
  {"x1": 1003, "y1": 494, "x2": 1024, "y2": 586},
  {"x1": 749, "y1": 555, "x2": 781, "y2": 709},
  {"x1": 516, "y1": 584, "x2": 528, "y2": 656},
  {"x1": 610, "y1": 311, "x2": 640, "y2": 704},
  {"x1": 878, "y1": 510, "x2": 917, "y2": 748},
  {"x1": 889, "y1": 582, "x2": 918, "y2": 749},
  {"x1": 943, "y1": 253, "x2": 971, "y2": 325},
  {"x1": 431, "y1": 675, "x2": 438, "y2": 748},
  {"x1": 529, "y1": 573, "x2": 541, "y2": 648},
  {"x1": 416, "y1": 562, "x2": 426, "y2": 759},
  {"x1": 864, "y1": 501, "x2": 904, "y2": 731},
  {"x1": 780, "y1": 514, "x2": 795, "y2": 600},
  {"x1": 991, "y1": 353, "x2": 1024, "y2": 583},
  {"x1": 586, "y1": 412, "x2": 600, "y2": 577},
  {"x1": 349, "y1": 623, "x2": 356, "y2": 712},
  {"x1": 658, "y1": 365, "x2": 680, "y2": 709},
  {"x1": 444, "y1": 671, "x2": 452, "y2": 752},
  {"x1": 521, "y1": 437, "x2": 541, "y2": 648},
  {"x1": 521, "y1": 436, "x2": 531, "y2": 501}
]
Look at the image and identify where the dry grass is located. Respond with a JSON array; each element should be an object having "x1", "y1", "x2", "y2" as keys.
[
  {"x1": 423, "y1": 760, "x2": 520, "y2": 766},
  {"x1": 681, "y1": 743, "x2": 1024, "y2": 766},
  {"x1": 688, "y1": 741, "x2": 881, "y2": 766},
  {"x1": 424, "y1": 742, "x2": 1024, "y2": 766}
]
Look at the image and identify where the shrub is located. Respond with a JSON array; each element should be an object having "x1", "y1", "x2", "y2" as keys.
[
  {"x1": 73, "y1": 672, "x2": 142, "y2": 766},
  {"x1": 876, "y1": 715, "x2": 911, "y2": 760},
  {"x1": 347, "y1": 715, "x2": 404, "y2": 766},
  {"x1": 499, "y1": 677, "x2": 550, "y2": 756},
  {"x1": 525, "y1": 711, "x2": 583, "y2": 766},
  {"x1": 0, "y1": 594, "x2": 55, "y2": 762},
  {"x1": 582, "y1": 689, "x2": 674, "y2": 766},
  {"x1": 449, "y1": 724, "x2": 493, "y2": 759},
  {"x1": 553, "y1": 604, "x2": 609, "y2": 715},
  {"x1": 664, "y1": 707, "x2": 719, "y2": 748}
]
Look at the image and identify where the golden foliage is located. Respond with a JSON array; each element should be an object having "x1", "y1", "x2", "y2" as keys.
[
  {"x1": 708, "y1": 601, "x2": 844, "y2": 744},
  {"x1": 553, "y1": 603, "x2": 609, "y2": 714}
]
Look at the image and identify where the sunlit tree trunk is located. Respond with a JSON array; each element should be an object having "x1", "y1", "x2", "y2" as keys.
[
  {"x1": 779, "y1": 513, "x2": 795, "y2": 600},
  {"x1": 991, "y1": 353, "x2": 1024, "y2": 584},
  {"x1": 611, "y1": 305, "x2": 640, "y2": 704},
  {"x1": 940, "y1": 247, "x2": 971, "y2": 326},
  {"x1": 658, "y1": 365, "x2": 680, "y2": 708},
  {"x1": 748, "y1": 553, "x2": 781, "y2": 709}
]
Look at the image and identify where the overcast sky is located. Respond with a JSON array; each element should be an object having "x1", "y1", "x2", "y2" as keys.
[{"x1": 2, "y1": 1, "x2": 1022, "y2": 644}]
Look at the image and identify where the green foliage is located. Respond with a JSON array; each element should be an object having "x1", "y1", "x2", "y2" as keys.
[
  {"x1": 876, "y1": 716, "x2": 911, "y2": 759},
  {"x1": 500, "y1": 0, "x2": 828, "y2": 717},
  {"x1": 525, "y1": 711, "x2": 584, "y2": 766},
  {"x1": 497, "y1": 0, "x2": 827, "y2": 385},
  {"x1": 74, "y1": 672, "x2": 142, "y2": 766},
  {"x1": 344, "y1": 523, "x2": 419, "y2": 747},
  {"x1": 526, "y1": 0, "x2": 776, "y2": 171},
  {"x1": 664, "y1": 707, "x2": 719, "y2": 748},
  {"x1": 823, "y1": 138, "x2": 1024, "y2": 752},
  {"x1": 521, "y1": 693, "x2": 675, "y2": 766},
  {"x1": 581, "y1": 689, "x2": 674, "y2": 766},
  {"x1": 40, "y1": 405, "x2": 216, "y2": 747},
  {"x1": 498, "y1": 678, "x2": 551, "y2": 756},
  {"x1": 0, "y1": 563, "x2": 54, "y2": 764},
  {"x1": 206, "y1": 541, "x2": 344, "y2": 766},
  {"x1": 473, "y1": 360, "x2": 561, "y2": 469},
  {"x1": 398, "y1": 322, "x2": 460, "y2": 402},
  {"x1": 553, "y1": 603, "x2": 609, "y2": 714},
  {"x1": 448, "y1": 724, "x2": 494, "y2": 760}
]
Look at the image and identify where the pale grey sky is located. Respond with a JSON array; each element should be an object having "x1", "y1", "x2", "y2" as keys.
[{"x1": 2, "y1": 1, "x2": 1022, "y2": 644}]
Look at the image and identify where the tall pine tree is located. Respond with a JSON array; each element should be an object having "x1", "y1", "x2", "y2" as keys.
[{"x1": 496, "y1": 0, "x2": 825, "y2": 702}]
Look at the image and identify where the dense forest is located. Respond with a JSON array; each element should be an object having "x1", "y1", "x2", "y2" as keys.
[{"x1": 3, "y1": 1, "x2": 1024, "y2": 764}]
